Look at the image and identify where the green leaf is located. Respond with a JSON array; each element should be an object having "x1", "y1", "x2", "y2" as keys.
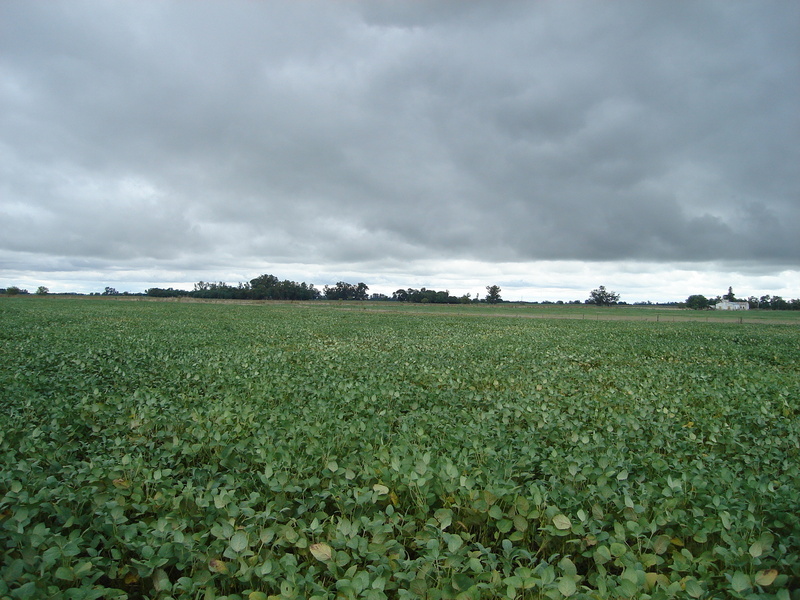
[
  {"x1": 434, "y1": 508, "x2": 453, "y2": 530},
  {"x1": 558, "y1": 557, "x2": 577, "y2": 577},
  {"x1": 557, "y1": 576, "x2": 577, "y2": 597},
  {"x1": 684, "y1": 578, "x2": 703, "y2": 598},
  {"x1": 594, "y1": 545, "x2": 612, "y2": 564},
  {"x1": 444, "y1": 533, "x2": 463, "y2": 553},
  {"x1": 512, "y1": 514, "x2": 528, "y2": 532},
  {"x1": 497, "y1": 518, "x2": 513, "y2": 533},
  {"x1": 610, "y1": 542, "x2": 627, "y2": 557},
  {"x1": 452, "y1": 573, "x2": 474, "y2": 591},
  {"x1": 230, "y1": 531, "x2": 248, "y2": 553},
  {"x1": 730, "y1": 571, "x2": 750, "y2": 593},
  {"x1": 73, "y1": 561, "x2": 92, "y2": 578}
]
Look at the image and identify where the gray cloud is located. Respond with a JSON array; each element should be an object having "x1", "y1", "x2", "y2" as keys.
[{"x1": 1, "y1": 1, "x2": 798, "y2": 296}]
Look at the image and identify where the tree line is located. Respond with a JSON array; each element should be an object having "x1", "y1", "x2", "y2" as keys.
[
  {"x1": 4, "y1": 279, "x2": 799, "y2": 309},
  {"x1": 685, "y1": 287, "x2": 800, "y2": 310},
  {"x1": 144, "y1": 276, "x2": 506, "y2": 303}
]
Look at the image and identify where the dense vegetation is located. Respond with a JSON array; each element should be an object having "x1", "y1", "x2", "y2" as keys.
[{"x1": 1, "y1": 298, "x2": 798, "y2": 599}]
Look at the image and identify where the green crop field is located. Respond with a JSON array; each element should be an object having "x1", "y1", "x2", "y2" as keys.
[{"x1": 1, "y1": 298, "x2": 798, "y2": 600}]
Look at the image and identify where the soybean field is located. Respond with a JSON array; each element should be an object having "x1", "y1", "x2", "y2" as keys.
[{"x1": 1, "y1": 298, "x2": 798, "y2": 600}]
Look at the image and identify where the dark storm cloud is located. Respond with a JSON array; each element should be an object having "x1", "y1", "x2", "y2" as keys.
[{"x1": 1, "y1": 0, "x2": 798, "y2": 293}]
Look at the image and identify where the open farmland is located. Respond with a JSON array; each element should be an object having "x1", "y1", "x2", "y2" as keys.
[{"x1": 1, "y1": 298, "x2": 798, "y2": 600}]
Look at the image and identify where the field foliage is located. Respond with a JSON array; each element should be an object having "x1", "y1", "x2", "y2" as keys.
[{"x1": 1, "y1": 298, "x2": 798, "y2": 599}]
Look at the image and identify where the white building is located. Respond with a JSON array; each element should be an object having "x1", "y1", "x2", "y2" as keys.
[{"x1": 714, "y1": 299, "x2": 749, "y2": 310}]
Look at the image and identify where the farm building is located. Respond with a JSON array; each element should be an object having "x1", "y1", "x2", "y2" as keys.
[{"x1": 714, "y1": 299, "x2": 750, "y2": 310}]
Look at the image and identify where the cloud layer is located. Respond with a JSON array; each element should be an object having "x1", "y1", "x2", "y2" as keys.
[{"x1": 1, "y1": 1, "x2": 798, "y2": 298}]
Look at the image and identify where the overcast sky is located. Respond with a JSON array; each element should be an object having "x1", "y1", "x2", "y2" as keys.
[{"x1": 2, "y1": 1, "x2": 798, "y2": 301}]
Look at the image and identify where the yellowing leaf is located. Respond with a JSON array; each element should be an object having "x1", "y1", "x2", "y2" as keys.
[
  {"x1": 124, "y1": 570, "x2": 140, "y2": 584},
  {"x1": 653, "y1": 534, "x2": 671, "y2": 555},
  {"x1": 208, "y1": 559, "x2": 228, "y2": 573},
  {"x1": 552, "y1": 514, "x2": 571, "y2": 530},
  {"x1": 372, "y1": 483, "x2": 389, "y2": 495},
  {"x1": 645, "y1": 572, "x2": 669, "y2": 591},
  {"x1": 512, "y1": 514, "x2": 528, "y2": 532},
  {"x1": 754, "y1": 569, "x2": 778, "y2": 586},
  {"x1": 310, "y1": 543, "x2": 333, "y2": 562}
]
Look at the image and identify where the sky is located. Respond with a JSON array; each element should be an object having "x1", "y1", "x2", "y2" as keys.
[{"x1": 2, "y1": 1, "x2": 798, "y2": 303}]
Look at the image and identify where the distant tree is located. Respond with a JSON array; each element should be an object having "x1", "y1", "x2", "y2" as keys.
[
  {"x1": 6, "y1": 286, "x2": 22, "y2": 295},
  {"x1": 392, "y1": 289, "x2": 409, "y2": 302},
  {"x1": 588, "y1": 286, "x2": 620, "y2": 306},
  {"x1": 246, "y1": 274, "x2": 319, "y2": 300},
  {"x1": 147, "y1": 287, "x2": 188, "y2": 297},
  {"x1": 770, "y1": 296, "x2": 789, "y2": 310},
  {"x1": 250, "y1": 274, "x2": 279, "y2": 289},
  {"x1": 324, "y1": 281, "x2": 369, "y2": 300},
  {"x1": 724, "y1": 287, "x2": 736, "y2": 301},
  {"x1": 354, "y1": 282, "x2": 370, "y2": 301},
  {"x1": 686, "y1": 294, "x2": 709, "y2": 310},
  {"x1": 485, "y1": 285, "x2": 502, "y2": 304},
  {"x1": 103, "y1": 287, "x2": 119, "y2": 296},
  {"x1": 36, "y1": 286, "x2": 49, "y2": 295}
]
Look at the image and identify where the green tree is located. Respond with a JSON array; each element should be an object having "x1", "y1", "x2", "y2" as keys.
[
  {"x1": 724, "y1": 287, "x2": 736, "y2": 301},
  {"x1": 392, "y1": 289, "x2": 409, "y2": 302},
  {"x1": 686, "y1": 294, "x2": 709, "y2": 310},
  {"x1": 770, "y1": 296, "x2": 788, "y2": 310},
  {"x1": 354, "y1": 282, "x2": 369, "y2": 301},
  {"x1": 36, "y1": 286, "x2": 49, "y2": 295},
  {"x1": 485, "y1": 285, "x2": 502, "y2": 304},
  {"x1": 324, "y1": 281, "x2": 369, "y2": 300},
  {"x1": 588, "y1": 286, "x2": 620, "y2": 306}
]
